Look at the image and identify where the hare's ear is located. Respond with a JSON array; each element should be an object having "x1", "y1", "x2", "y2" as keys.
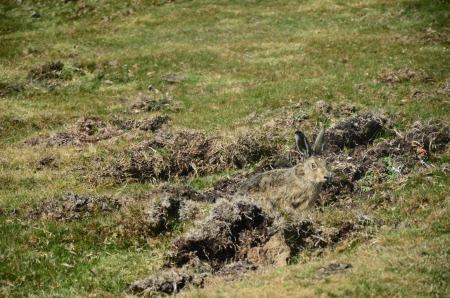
[
  {"x1": 295, "y1": 131, "x2": 312, "y2": 157},
  {"x1": 312, "y1": 126, "x2": 326, "y2": 153}
]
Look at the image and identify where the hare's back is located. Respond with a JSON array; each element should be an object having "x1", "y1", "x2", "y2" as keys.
[{"x1": 238, "y1": 168, "x2": 290, "y2": 194}]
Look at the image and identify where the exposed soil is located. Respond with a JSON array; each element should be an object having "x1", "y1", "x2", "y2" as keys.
[
  {"x1": 25, "y1": 132, "x2": 91, "y2": 147},
  {"x1": 326, "y1": 113, "x2": 387, "y2": 151},
  {"x1": 129, "y1": 259, "x2": 257, "y2": 296},
  {"x1": 171, "y1": 199, "x2": 277, "y2": 270},
  {"x1": 30, "y1": 192, "x2": 124, "y2": 221},
  {"x1": 19, "y1": 112, "x2": 448, "y2": 296}
]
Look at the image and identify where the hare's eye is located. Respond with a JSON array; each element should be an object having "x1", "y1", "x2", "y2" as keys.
[{"x1": 311, "y1": 162, "x2": 317, "y2": 170}]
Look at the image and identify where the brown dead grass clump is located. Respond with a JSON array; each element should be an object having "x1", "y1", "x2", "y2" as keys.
[
  {"x1": 24, "y1": 116, "x2": 120, "y2": 146},
  {"x1": 27, "y1": 61, "x2": 66, "y2": 81},
  {"x1": 131, "y1": 90, "x2": 182, "y2": 112},
  {"x1": 130, "y1": 266, "x2": 209, "y2": 296},
  {"x1": 24, "y1": 115, "x2": 171, "y2": 147},
  {"x1": 118, "y1": 185, "x2": 221, "y2": 239},
  {"x1": 110, "y1": 130, "x2": 280, "y2": 182},
  {"x1": 29, "y1": 192, "x2": 124, "y2": 222},
  {"x1": 377, "y1": 68, "x2": 417, "y2": 85},
  {"x1": 119, "y1": 195, "x2": 181, "y2": 239}
]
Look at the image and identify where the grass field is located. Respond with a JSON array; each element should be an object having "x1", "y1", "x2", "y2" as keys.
[{"x1": 1, "y1": 0, "x2": 449, "y2": 297}]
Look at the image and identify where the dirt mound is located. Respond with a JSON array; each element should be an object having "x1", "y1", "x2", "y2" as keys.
[
  {"x1": 30, "y1": 192, "x2": 124, "y2": 221},
  {"x1": 130, "y1": 200, "x2": 365, "y2": 295},
  {"x1": 129, "y1": 259, "x2": 258, "y2": 296},
  {"x1": 129, "y1": 199, "x2": 277, "y2": 295},
  {"x1": 113, "y1": 115, "x2": 172, "y2": 132},
  {"x1": 247, "y1": 233, "x2": 291, "y2": 267},
  {"x1": 377, "y1": 68, "x2": 417, "y2": 85},
  {"x1": 25, "y1": 132, "x2": 91, "y2": 146},
  {"x1": 27, "y1": 61, "x2": 66, "y2": 81},
  {"x1": 24, "y1": 115, "x2": 171, "y2": 147},
  {"x1": 326, "y1": 113, "x2": 387, "y2": 150},
  {"x1": 171, "y1": 199, "x2": 277, "y2": 270},
  {"x1": 135, "y1": 115, "x2": 171, "y2": 132},
  {"x1": 25, "y1": 117, "x2": 120, "y2": 146},
  {"x1": 111, "y1": 130, "x2": 279, "y2": 182},
  {"x1": 119, "y1": 185, "x2": 222, "y2": 239},
  {"x1": 283, "y1": 217, "x2": 360, "y2": 255},
  {"x1": 117, "y1": 131, "x2": 213, "y2": 181},
  {"x1": 120, "y1": 195, "x2": 181, "y2": 238},
  {"x1": 320, "y1": 118, "x2": 449, "y2": 204}
]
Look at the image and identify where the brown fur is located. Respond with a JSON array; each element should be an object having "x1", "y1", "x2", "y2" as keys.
[{"x1": 237, "y1": 129, "x2": 329, "y2": 212}]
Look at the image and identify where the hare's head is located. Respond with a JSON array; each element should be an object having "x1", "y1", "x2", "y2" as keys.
[{"x1": 294, "y1": 127, "x2": 329, "y2": 185}]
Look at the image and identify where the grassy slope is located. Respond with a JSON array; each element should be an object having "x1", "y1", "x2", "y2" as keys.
[{"x1": 0, "y1": 0, "x2": 449, "y2": 297}]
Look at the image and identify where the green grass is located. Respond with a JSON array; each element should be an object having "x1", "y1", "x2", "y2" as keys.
[{"x1": 1, "y1": 0, "x2": 449, "y2": 296}]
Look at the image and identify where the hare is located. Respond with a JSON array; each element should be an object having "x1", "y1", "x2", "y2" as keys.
[{"x1": 237, "y1": 127, "x2": 329, "y2": 212}]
